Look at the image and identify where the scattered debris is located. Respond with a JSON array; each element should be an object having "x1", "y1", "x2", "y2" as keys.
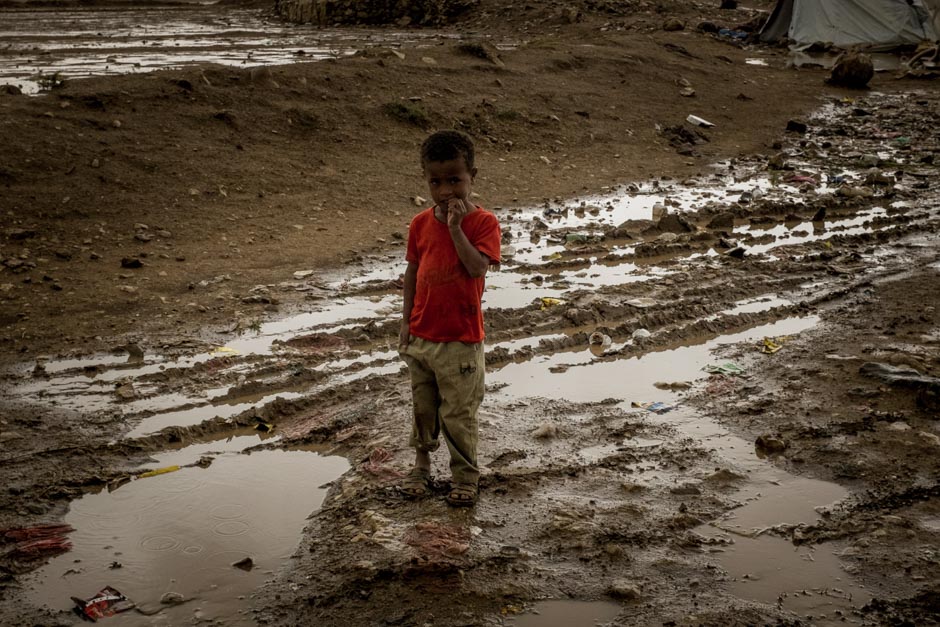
[{"x1": 71, "y1": 587, "x2": 135, "y2": 621}]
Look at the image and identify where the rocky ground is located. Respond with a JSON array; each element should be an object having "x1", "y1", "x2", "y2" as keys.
[{"x1": 1, "y1": 1, "x2": 939, "y2": 626}]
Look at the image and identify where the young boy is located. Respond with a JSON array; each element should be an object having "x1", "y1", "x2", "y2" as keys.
[{"x1": 398, "y1": 130, "x2": 501, "y2": 507}]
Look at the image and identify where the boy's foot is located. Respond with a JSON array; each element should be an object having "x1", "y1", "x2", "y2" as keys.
[
  {"x1": 400, "y1": 467, "x2": 431, "y2": 498},
  {"x1": 446, "y1": 483, "x2": 478, "y2": 507}
]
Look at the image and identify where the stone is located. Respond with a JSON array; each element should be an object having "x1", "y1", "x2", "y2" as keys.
[
  {"x1": 657, "y1": 212, "x2": 695, "y2": 234},
  {"x1": 115, "y1": 383, "x2": 136, "y2": 400},
  {"x1": 1, "y1": 84, "x2": 23, "y2": 96},
  {"x1": 120, "y1": 257, "x2": 143, "y2": 269},
  {"x1": 786, "y1": 120, "x2": 808, "y2": 134},
  {"x1": 564, "y1": 307, "x2": 593, "y2": 325},
  {"x1": 707, "y1": 212, "x2": 735, "y2": 230},
  {"x1": 656, "y1": 232, "x2": 679, "y2": 243},
  {"x1": 160, "y1": 592, "x2": 185, "y2": 605},
  {"x1": 232, "y1": 556, "x2": 254, "y2": 571},
  {"x1": 828, "y1": 51, "x2": 874, "y2": 89},
  {"x1": 531, "y1": 423, "x2": 559, "y2": 439},
  {"x1": 756, "y1": 434, "x2": 787, "y2": 453},
  {"x1": 608, "y1": 580, "x2": 641, "y2": 600},
  {"x1": 663, "y1": 18, "x2": 685, "y2": 31}
]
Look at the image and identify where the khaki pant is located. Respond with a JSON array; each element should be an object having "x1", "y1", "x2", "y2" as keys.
[{"x1": 400, "y1": 336, "x2": 485, "y2": 485}]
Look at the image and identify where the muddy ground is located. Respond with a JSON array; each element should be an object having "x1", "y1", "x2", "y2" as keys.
[{"x1": 1, "y1": 0, "x2": 940, "y2": 626}]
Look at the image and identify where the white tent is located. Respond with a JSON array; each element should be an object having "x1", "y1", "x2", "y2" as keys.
[{"x1": 760, "y1": 0, "x2": 939, "y2": 50}]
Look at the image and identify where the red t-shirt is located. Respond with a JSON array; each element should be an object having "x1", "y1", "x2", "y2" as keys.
[{"x1": 406, "y1": 206, "x2": 501, "y2": 343}]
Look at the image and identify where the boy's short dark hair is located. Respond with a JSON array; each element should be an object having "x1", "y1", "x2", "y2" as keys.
[{"x1": 421, "y1": 130, "x2": 475, "y2": 170}]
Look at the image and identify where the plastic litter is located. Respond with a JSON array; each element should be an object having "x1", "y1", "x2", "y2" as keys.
[
  {"x1": 718, "y1": 28, "x2": 748, "y2": 39},
  {"x1": 859, "y1": 362, "x2": 940, "y2": 391},
  {"x1": 632, "y1": 328, "x2": 652, "y2": 339},
  {"x1": 361, "y1": 447, "x2": 404, "y2": 481},
  {"x1": 402, "y1": 521, "x2": 471, "y2": 559},
  {"x1": 209, "y1": 346, "x2": 239, "y2": 356},
  {"x1": 686, "y1": 114, "x2": 715, "y2": 128},
  {"x1": 759, "y1": 336, "x2": 789, "y2": 354},
  {"x1": 631, "y1": 401, "x2": 674, "y2": 414},
  {"x1": 71, "y1": 586, "x2": 135, "y2": 622},
  {"x1": 625, "y1": 297, "x2": 658, "y2": 309},
  {"x1": 137, "y1": 465, "x2": 180, "y2": 479},
  {"x1": 588, "y1": 331, "x2": 612, "y2": 346},
  {"x1": 703, "y1": 362, "x2": 746, "y2": 376},
  {"x1": 1, "y1": 524, "x2": 74, "y2": 560},
  {"x1": 540, "y1": 297, "x2": 565, "y2": 309}
]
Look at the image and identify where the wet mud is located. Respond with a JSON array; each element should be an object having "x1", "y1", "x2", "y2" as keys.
[{"x1": 1, "y1": 22, "x2": 939, "y2": 627}]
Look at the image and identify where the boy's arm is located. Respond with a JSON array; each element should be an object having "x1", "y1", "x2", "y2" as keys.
[
  {"x1": 447, "y1": 200, "x2": 491, "y2": 278},
  {"x1": 399, "y1": 261, "x2": 418, "y2": 350}
]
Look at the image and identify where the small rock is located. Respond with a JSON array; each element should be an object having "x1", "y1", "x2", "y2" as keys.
[
  {"x1": 663, "y1": 18, "x2": 685, "y2": 31},
  {"x1": 412, "y1": 196, "x2": 426, "y2": 206},
  {"x1": 112, "y1": 119, "x2": 122, "y2": 128},
  {"x1": 532, "y1": 423, "x2": 559, "y2": 439},
  {"x1": 632, "y1": 328, "x2": 651, "y2": 339},
  {"x1": 657, "y1": 232, "x2": 679, "y2": 243},
  {"x1": 756, "y1": 434, "x2": 787, "y2": 453},
  {"x1": 117, "y1": 285, "x2": 138, "y2": 294},
  {"x1": 608, "y1": 580, "x2": 641, "y2": 600},
  {"x1": 707, "y1": 212, "x2": 735, "y2": 230},
  {"x1": 135, "y1": 232, "x2": 154, "y2": 243},
  {"x1": 697, "y1": 20, "x2": 720, "y2": 33},
  {"x1": 786, "y1": 120, "x2": 808, "y2": 134},
  {"x1": 828, "y1": 51, "x2": 874, "y2": 88},
  {"x1": 232, "y1": 557, "x2": 254, "y2": 571},
  {"x1": 115, "y1": 383, "x2": 136, "y2": 400},
  {"x1": 120, "y1": 257, "x2": 143, "y2": 269},
  {"x1": 421, "y1": 56, "x2": 437, "y2": 66},
  {"x1": 657, "y1": 212, "x2": 695, "y2": 234},
  {"x1": 293, "y1": 270, "x2": 316, "y2": 280},
  {"x1": 159, "y1": 592, "x2": 185, "y2": 605},
  {"x1": 564, "y1": 307, "x2": 593, "y2": 325}
]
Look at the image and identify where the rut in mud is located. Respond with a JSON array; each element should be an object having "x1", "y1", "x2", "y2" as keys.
[{"x1": 2, "y1": 85, "x2": 939, "y2": 627}]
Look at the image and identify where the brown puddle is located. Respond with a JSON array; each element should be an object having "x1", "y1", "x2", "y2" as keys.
[
  {"x1": 26, "y1": 444, "x2": 348, "y2": 625},
  {"x1": 507, "y1": 600, "x2": 622, "y2": 626}
]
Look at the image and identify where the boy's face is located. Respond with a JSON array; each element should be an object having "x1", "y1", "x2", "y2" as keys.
[{"x1": 423, "y1": 157, "x2": 476, "y2": 210}]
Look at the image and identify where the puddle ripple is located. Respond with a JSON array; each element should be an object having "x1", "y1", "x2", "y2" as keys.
[{"x1": 27, "y1": 448, "x2": 348, "y2": 625}]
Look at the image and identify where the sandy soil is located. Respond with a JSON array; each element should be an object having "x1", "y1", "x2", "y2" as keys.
[{"x1": 1, "y1": 1, "x2": 939, "y2": 626}]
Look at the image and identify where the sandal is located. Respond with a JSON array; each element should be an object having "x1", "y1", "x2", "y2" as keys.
[
  {"x1": 400, "y1": 467, "x2": 431, "y2": 499},
  {"x1": 446, "y1": 483, "x2": 478, "y2": 507}
]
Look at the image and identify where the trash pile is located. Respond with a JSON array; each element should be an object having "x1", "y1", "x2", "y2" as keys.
[{"x1": 0, "y1": 524, "x2": 73, "y2": 562}]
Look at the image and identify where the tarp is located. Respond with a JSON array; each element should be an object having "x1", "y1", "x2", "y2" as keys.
[{"x1": 760, "y1": 0, "x2": 939, "y2": 49}]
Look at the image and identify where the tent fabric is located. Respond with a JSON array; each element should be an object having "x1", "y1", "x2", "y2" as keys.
[
  {"x1": 760, "y1": 0, "x2": 939, "y2": 49},
  {"x1": 926, "y1": 0, "x2": 940, "y2": 34}
]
